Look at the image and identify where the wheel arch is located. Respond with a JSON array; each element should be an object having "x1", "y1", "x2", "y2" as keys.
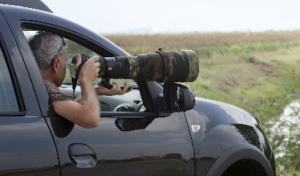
[{"x1": 206, "y1": 143, "x2": 274, "y2": 176}]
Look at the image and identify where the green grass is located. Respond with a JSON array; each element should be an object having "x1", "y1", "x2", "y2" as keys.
[
  {"x1": 188, "y1": 44, "x2": 300, "y2": 98},
  {"x1": 191, "y1": 40, "x2": 300, "y2": 58}
]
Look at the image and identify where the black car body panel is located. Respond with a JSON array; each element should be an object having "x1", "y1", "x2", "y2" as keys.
[
  {"x1": 0, "y1": 4, "x2": 275, "y2": 176},
  {"x1": 185, "y1": 98, "x2": 275, "y2": 175},
  {"x1": 46, "y1": 111, "x2": 195, "y2": 176},
  {"x1": 0, "y1": 118, "x2": 61, "y2": 175}
]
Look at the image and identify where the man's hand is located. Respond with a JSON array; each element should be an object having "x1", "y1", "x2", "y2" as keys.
[
  {"x1": 53, "y1": 53, "x2": 100, "y2": 129},
  {"x1": 95, "y1": 80, "x2": 133, "y2": 96},
  {"x1": 75, "y1": 53, "x2": 100, "y2": 82}
]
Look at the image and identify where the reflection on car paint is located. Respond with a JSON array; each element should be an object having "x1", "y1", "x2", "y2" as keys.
[
  {"x1": 46, "y1": 111, "x2": 195, "y2": 176},
  {"x1": 191, "y1": 125, "x2": 201, "y2": 133},
  {"x1": 0, "y1": 117, "x2": 60, "y2": 175}
]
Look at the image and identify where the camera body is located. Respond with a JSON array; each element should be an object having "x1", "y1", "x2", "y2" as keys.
[
  {"x1": 70, "y1": 54, "x2": 91, "y2": 80},
  {"x1": 70, "y1": 54, "x2": 113, "y2": 89}
]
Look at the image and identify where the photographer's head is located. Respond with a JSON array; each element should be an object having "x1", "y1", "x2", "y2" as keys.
[
  {"x1": 29, "y1": 31, "x2": 68, "y2": 86},
  {"x1": 29, "y1": 31, "x2": 68, "y2": 71}
]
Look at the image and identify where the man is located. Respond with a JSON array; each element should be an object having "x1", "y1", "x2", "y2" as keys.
[{"x1": 29, "y1": 31, "x2": 131, "y2": 128}]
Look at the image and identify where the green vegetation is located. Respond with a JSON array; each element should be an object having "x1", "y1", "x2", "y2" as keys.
[
  {"x1": 103, "y1": 31, "x2": 300, "y2": 55},
  {"x1": 192, "y1": 41, "x2": 300, "y2": 58},
  {"x1": 189, "y1": 44, "x2": 300, "y2": 176},
  {"x1": 104, "y1": 31, "x2": 300, "y2": 175}
]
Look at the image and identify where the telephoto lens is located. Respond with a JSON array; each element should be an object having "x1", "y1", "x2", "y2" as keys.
[{"x1": 70, "y1": 49, "x2": 199, "y2": 83}]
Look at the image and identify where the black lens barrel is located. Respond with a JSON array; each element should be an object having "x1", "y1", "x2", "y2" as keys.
[
  {"x1": 104, "y1": 57, "x2": 117, "y2": 78},
  {"x1": 101, "y1": 57, "x2": 125, "y2": 78}
]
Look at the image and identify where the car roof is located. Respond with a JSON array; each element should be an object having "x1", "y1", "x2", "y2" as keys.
[
  {"x1": 0, "y1": 4, "x2": 129, "y2": 57},
  {"x1": 0, "y1": 0, "x2": 52, "y2": 13}
]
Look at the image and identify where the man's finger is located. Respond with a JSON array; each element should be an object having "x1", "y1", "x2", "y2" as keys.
[
  {"x1": 90, "y1": 56, "x2": 100, "y2": 62},
  {"x1": 75, "y1": 53, "x2": 82, "y2": 69},
  {"x1": 111, "y1": 83, "x2": 118, "y2": 95},
  {"x1": 115, "y1": 83, "x2": 122, "y2": 92},
  {"x1": 121, "y1": 82, "x2": 128, "y2": 94}
]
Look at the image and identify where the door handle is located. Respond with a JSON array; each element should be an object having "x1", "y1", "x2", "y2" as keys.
[{"x1": 68, "y1": 143, "x2": 97, "y2": 168}]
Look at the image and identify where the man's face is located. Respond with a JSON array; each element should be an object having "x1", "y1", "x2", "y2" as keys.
[{"x1": 57, "y1": 50, "x2": 68, "y2": 87}]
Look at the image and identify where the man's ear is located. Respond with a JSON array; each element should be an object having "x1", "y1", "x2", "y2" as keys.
[{"x1": 51, "y1": 57, "x2": 60, "y2": 74}]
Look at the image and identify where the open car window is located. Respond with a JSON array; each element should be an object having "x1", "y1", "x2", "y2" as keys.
[
  {"x1": 23, "y1": 31, "x2": 137, "y2": 86},
  {"x1": 23, "y1": 30, "x2": 144, "y2": 113}
]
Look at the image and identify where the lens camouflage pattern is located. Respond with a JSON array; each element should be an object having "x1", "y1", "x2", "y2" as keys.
[{"x1": 72, "y1": 50, "x2": 199, "y2": 83}]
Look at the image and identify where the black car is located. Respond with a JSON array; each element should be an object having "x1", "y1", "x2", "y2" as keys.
[{"x1": 0, "y1": 1, "x2": 275, "y2": 176}]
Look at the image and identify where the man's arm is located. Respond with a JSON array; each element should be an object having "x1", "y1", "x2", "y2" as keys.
[{"x1": 53, "y1": 55, "x2": 100, "y2": 128}]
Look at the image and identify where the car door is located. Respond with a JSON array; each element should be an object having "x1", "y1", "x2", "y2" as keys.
[
  {"x1": 0, "y1": 11, "x2": 60, "y2": 175},
  {"x1": 1, "y1": 6, "x2": 196, "y2": 176}
]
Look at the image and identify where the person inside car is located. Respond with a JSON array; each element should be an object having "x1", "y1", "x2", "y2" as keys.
[{"x1": 29, "y1": 31, "x2": 132, "y2": 128}]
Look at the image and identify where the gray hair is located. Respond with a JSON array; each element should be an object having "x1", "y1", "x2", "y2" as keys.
[{"x1": 29, "y1": 31, "x2": 68, "y2": 72}]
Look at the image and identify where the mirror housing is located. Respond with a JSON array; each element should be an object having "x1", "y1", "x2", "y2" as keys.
[
  {"x1": 147, "y1": 82, "x2": 196, "y2": 114},
  {"x1": 160, "y1": 83, "x2": 196, "y2": 113},
  {"x1": 177, "y1": 84, "x2": 195, "y2": 111}
]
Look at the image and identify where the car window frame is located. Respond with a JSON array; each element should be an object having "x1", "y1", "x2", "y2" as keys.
[
  {"x1": 18, "y1": 21, "x2": 162, "y2": 118},
  {"x1": 20, "y1": 21, "x2": 118, "y2": 57},
  {"x1": 0, "y1": 33, "x2": 26, "y2": 116}
]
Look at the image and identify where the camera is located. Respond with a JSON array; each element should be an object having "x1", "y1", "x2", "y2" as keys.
[{"x1": 70, "y1": 49, "x2": 199, "y2": 84}]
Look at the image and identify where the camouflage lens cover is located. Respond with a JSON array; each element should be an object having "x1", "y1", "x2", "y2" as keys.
[{"x1": 96, "y1": 50, "x2": 199, "y2": 83}]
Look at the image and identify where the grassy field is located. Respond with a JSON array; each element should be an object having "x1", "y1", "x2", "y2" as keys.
[
  {"x1": 103, "y1": 31, "x2": 300, "y2": 175},
  {"x1": 103, "y1": 31, "x2": 300, "y2": 54}
]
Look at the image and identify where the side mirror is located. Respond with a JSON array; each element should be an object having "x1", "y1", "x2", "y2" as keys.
[
  {"x1": 162, "y1": 83, "x2": 195, "y2": 112},
  {"x1": 150, "y1": 82, "x2": 196, "y2": 114},
  {"x1": 177, "y1": 84, "x2": 195, "y2": 111}
]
